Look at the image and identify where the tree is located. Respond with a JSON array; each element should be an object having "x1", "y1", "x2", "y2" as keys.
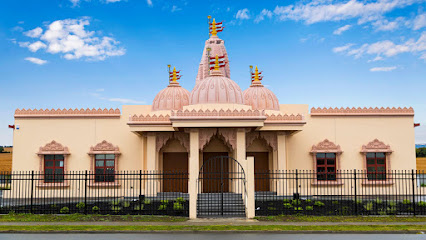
[
  {"x1": 0, "y1": 147, "x2": 3, "y2": 153},
  {"x1": 416, "y1": 147, "x2": 426, "y2": 157}
]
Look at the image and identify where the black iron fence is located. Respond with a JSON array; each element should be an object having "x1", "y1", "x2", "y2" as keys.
[
  {"x1": 0, "y1": 171, "x2": 189, "y2": 216},
  {"x1": 255, "y1": 170, "x2": 426, "y2": 216}
]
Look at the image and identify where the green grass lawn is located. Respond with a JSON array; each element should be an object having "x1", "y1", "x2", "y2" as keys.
[
  {"x1": 255, "y1": 215, "x2": 426, "y2": 222},
  {"x1": 0, "y1": 213, "x2": 187, "y2": 222},
  {"x1": 0, "y1": 225, "x2": 425, "y2": 232}
]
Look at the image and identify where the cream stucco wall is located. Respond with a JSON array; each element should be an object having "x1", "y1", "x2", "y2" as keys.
[{"x1": 12, "y1": 104, "x2": 416, "y2": 173}]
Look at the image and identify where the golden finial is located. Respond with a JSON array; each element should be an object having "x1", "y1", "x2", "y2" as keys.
[
  {"x1": 211, "y1": 18, "x2": 217, "y2": 36},
  {"x1": 172, "y1": 67, "x2": 177, "y2": 82},
  {"x1": 214, "y1": 55, "x2": 219, "y2": 70},
  {"x1": 254, "y1": 66, "x2": 259, "y2": 82}
]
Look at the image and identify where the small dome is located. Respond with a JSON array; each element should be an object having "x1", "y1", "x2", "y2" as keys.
[
  {"x1": 243, "y1": 67, "x2": 279, "y2": 111},
  {"x1": 190, "y1": 70, "x2": 244, "y2": 105},
  {"x1": 152, "y1": 82, "x2": 190, "y2": 111}
]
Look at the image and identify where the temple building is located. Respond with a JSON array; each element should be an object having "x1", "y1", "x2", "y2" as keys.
[{"x1": 10, "y1": 18, "x2": 416, "y2": 218}]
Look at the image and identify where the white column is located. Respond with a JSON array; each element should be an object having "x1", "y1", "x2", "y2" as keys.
[
  {"x1": 246, "y1": 156, "x2": 255, "y2": 218},
  {"x1": 235, "y1": 128, "x2": 246, "y2": 194},
  {"x1": 146, "y1": 132, "x2": 157, "y2": 196},
  {"x1": 277, "y1": 132, "x2": 287, "y2": 195},
  {"x1": 188, "y1": 129, "x2": 199, "y2": 219}
]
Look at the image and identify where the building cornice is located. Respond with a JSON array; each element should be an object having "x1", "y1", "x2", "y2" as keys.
[
  {"x1": 15, "y1": 108, "x2": 121, "y2": 118},
  {"x1": 311, "y1": 107, "x2": 414, "y2": 116}
]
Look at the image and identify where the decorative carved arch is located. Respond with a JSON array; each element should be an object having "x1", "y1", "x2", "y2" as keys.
[
  {"x1": 246, "y1": 131, "x2": 277, "y2": 151},
  {"x1": 361, "y1": 139, "x2": 393, "y2": 153},
  {"x1": 199, "y1": 128, "x2": 236, "y2": 151},
  {"x1": 156, "y1": 132, "x2": 189, "y2": 152},
  {"x1": 37, "y1": 140, "x2": 70, "y2": 155},
  {"x1": 310, "y1": 139, "x2": 342, "y2": 153},
  {"x1": 88, "y1": 140, "x2": 120, "y2": 155}
]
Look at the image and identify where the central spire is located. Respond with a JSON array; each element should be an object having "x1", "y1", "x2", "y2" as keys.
[{"x1": 196, "y1": 16, "x2": 230, "y2": 83}]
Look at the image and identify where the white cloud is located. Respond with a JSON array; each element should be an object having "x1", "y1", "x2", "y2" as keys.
[
  {"x1": 25, "y1": 57, "x2": 47, "y2": 65},
  {"x1": 24, "y1": 27, "x2": 43, "y2": 38},
  {"x1": 333, "y1": 25, "x2": 352, "y2": 35},
  {"x1": 27, "y1": 41, "x2": 47, "y2": 52},
  {"x1": 12, "y1": 26, "x2": 24, "y2": 32},
  {"x1": 413, "y1": 13, "x2": 426, "y2": 30},
  {"x1": 368, "y1": 56, "x2": 384, "y2": 62},
  {"x1": 70, "y1": 0, "x2": 122, "y2": 6},
  {"x1": 19, "y1": 17, "x2": 125, "y2": 61},
  {"x1": 335, "y1": 31, "x2": 426, "y2": 60},
  {"x1": 272, "y1": 0, "x2": 423, "y2": 24},
  {"x1": 255, "y1": 9, "x2": 273, "y2": 23},
  {"x1": 372, "y1": 17, "x2": 405, "y2": 31},
  {"x1": 96, "y1": 88, "x2": 105, "y2": 92},
  {"x1": 108, "y1": 98, "x2": 145, "y2": 104},
  {"x1": 332, "y1": 43, "x2": 354, "y2": 53},
  {"x1": 236, "y1": 8, "x2": 250, "y2": 20},
  {"x1": 147, "y1": 0, "x2": 153, "y2": 6},
  {"x1": 171, "y1": 5, "x2": 181, "y2": 12},
  {"x1": 370, "y1": 66, "x2": 397, "y2": 71}
]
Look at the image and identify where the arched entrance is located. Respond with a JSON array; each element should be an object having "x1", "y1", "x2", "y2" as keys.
[{"x1": 197, "y1": 155, "x2": 246, "y2": 217}]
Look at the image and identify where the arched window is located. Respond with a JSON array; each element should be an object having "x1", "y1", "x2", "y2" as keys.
[
  {"x1": 310, "y1": 139, "x2": 343, "y2": 185},
  {"x1": 37, "y1": 141, "x2": 70, "y2": 186},
  {"x1": 361, "y1": 139, "x2": 393, "y2": 184},
  {"x1": 88, "y1": 140, "x2": 121, "y2": 185}
]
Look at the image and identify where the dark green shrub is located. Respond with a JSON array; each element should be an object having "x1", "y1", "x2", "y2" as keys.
[
  {"x1": 111, "y1": 200, "x2": 121, "y2": 206},
  {"x1": 283, "y1": 203, "x2": 292, "y2": 209},
  {"x1": 314, "y1": 201, "x2": 324, "y2": 207},
  {"x1": 305, "y1": 199, "x2": 312, "y2": 204},
  {"x1": 175, "y1": 197, "x2": 185, "y2": 203},
  {"x1": 292, "y1": 199, "x2": 301, "y2": 206},
  {"x1": 122, "y1": 201, "x2": 131, "y2": 208},
  {"x1": 283, "y1": 199, "x2": 291, "y2": 203},
  {"x1": 111, "y1": 206, "x2": 121, "y2": 213},
  {"x1": 173, "y1": 202, "x2": 183, "y2": 211},
  {"x1": 306, "y1": 206, "x2": 313, "y2": 211},
  {"x1": 294, "y1": 207, "x2": 303, "y2": 211},
  {"x1": 418, "y1": 201, "x2": 426, "y2": 207},
  {"x1": 402, "y1": 199, "x2": 411, "y2": 205},
  {"x1": 60, "y1": 207, "x2": 69, "y2": 214},
  {"x1": 134, "y1": 205, "x2": 143, "y2": 211},
  {"x1": 364, "y1": 202, "x2": 373, "y2": 211},
  {"x1": 374, "y1": 198, "x2": 383, "y2": 204},
  {"x1": 332, "y1": 201, "x2": 339, "y2": 205},
  {"x1": 144, "y1": 199, "x2": 151, "y2": 205},
  {"x1": 92, "y1": 206, "x2": 100, "y2": 213},
  {"x1": 76, "y1": 202, "x2": 85, "y2": 211},
  {"x1": 158, "y1": 204, "x2": 167, "y2": 211}
]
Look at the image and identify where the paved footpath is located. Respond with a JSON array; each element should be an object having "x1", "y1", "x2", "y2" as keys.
[{"x1": 0, "y1": 218, "x2": 425, "y2": 226}]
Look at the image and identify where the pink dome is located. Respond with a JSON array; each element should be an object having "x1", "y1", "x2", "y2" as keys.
[
  {"x1": 152, "y1": 82, "x2": 190, "y2": 111},
  {"x1": 190, "y1": 70, "x2": 244, "y2": 105},
  {"x1": 243, "y1": 81, "x2": 280, "y2": 111}
]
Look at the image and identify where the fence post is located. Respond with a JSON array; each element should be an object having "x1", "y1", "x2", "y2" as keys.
[
  {"x1": 30, "y1": 171, "x2": 34, "y2": 214},
  {"x1": 295, "y1": 169, "x2": 299, "y2": 196},
  {"x1": 354, "y1": 169, "x2": 357, "y2": 215},
  {"x1": 411, "y1": 169, "x2": 416, "y2": 216},
  {"x1": 84, "y1": 170, "x2": 88, "y2": 214},
  {"x1": 139, "y1": 170, "x2": 143, "y2": 215}
]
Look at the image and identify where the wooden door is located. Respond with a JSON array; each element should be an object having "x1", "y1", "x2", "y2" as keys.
[
  {"x1": 202, "y1": 152, "x2": 229, "y2": 193},
  {"x1": 162, "y1": 152, "x2": 188, "y2": 193},
  {"x1": 247, "y1": 152, "x2": 270, "y2": 191}
]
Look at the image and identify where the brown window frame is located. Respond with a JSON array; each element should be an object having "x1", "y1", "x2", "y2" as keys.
[
  {"x1": 94, "y1": 154, "x2": 116, "y2": 183},
  {"x1": 44, "y1": 155, "x2": 65, "y2": 183},
  {"x1": 366, "y1": 152, "x2": 387, "y2": 180},
  {"x1": 316, "y1": 153, "x2": 337, "y2": 181}
]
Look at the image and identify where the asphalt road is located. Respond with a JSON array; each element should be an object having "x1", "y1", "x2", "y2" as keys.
[{"x1": 1, "y1": 234, "x2": 425, "y2": 240}]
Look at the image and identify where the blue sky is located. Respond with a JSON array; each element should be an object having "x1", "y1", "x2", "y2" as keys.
[{"x1": 1, "y1": 0, "x2": 426, "y2": 146}]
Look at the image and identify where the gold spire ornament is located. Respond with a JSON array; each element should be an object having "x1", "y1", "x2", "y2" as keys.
[
  {"x1": 208, "y1": 16, "x2": 224, "y2": 37},
  {"x1": 254, "y1": 66, "x2": 259, "y2": 82},
  {"x1": 172, "y1": 67, "x2": 177, "y2": 82},
  {"x1": 214, "y1": 55, "x2": 220, "y2": 70},
  {"x1": 168, "y1": 65, "x2": 182, "y2": 83},
  {"x1": 211, "y1": 18, "x2": 217, "y2": 36}
]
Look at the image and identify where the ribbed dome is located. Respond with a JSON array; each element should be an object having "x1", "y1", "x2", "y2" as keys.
[
  {"x1": 152, "y1": 82, "x2": 190, "y2": 111},
  {"x1": 190, "y1": 70, "x2": 244, "y2": 105},
  {"x1": 243, "y1": 81, "x2": 280, "y2": 111}
]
